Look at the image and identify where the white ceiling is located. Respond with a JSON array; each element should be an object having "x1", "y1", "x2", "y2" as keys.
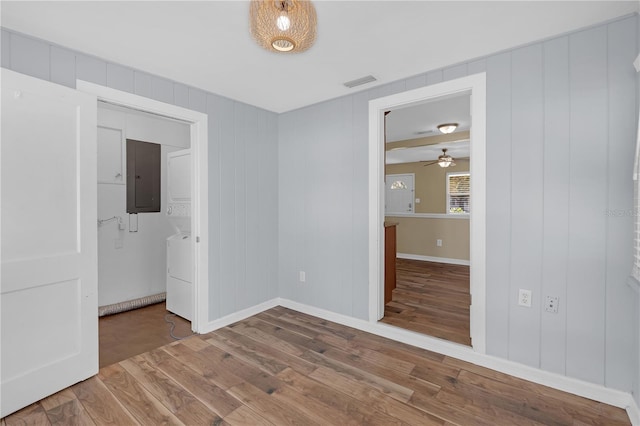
[
  {"x1": 386, "y1": 139, "x2": 470, "y2": 165},
  {"x1": 385, "y1": 92, "x2": 471, "y2": 164},
  {"x1": 2, "y1": 1, "x2": 637, "y2": 113},
  {"x1": 386, "y1": 93, "x2": 470, "y2": 143}
]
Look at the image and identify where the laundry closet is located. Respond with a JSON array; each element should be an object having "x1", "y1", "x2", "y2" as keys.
[{"x1": 96, "y1": 103, "x2": 191, "y2": 320}]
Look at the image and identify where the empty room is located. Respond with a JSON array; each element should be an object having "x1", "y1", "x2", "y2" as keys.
[{"x1": 1, "y1": 1, "x2": 639, "y2": 424}]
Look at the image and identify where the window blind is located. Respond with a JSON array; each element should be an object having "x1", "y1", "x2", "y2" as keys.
[{"x1": 448, "y1": 173, "x2": 470, "y2": 214}]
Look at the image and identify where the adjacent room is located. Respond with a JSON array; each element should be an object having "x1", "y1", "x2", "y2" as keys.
[
  {"x1": 382, "y1": 94, "x2": 472, "y2": 346},
  {"x1": 1, "y1": 1, "x2": 639, "y2": 424},
  {"x1": 96, "y1": 103, "x2": 194, "y2": 367}
]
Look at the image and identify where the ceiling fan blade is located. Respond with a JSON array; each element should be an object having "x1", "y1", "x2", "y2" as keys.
[{"x1": 421, "y1": 159, "x2": 457, "y2": 167}]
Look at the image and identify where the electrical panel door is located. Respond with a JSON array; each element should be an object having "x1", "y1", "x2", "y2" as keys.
[{"x1": 126, "y1": 139, "x2": 160, "y2": 213}]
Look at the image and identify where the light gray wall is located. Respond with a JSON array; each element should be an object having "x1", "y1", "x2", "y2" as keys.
[
  {"x1": 0, "y1": 28, "x2": 279, "y2": 323},
  {"x1": 2, "y1": 14, "x2": 638, "y2": 396},
  {"x1": 278, "y1": 15, "x2": 639, "y2": 393},
  {"x1": 635, "y1": 27, "x2": 640, "y2": 406}
]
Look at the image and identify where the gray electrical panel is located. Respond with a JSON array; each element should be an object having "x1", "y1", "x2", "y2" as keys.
[{"x1": 126, "y1": 139, "x2": 160, "y2": 213}]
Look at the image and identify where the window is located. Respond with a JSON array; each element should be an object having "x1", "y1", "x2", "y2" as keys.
[
  {"x1": 390, "y1": 180, "x2": 408, "y2": 190},
  {"x1": 447, "y1": 172, "x2": 470, "y2": 214}
]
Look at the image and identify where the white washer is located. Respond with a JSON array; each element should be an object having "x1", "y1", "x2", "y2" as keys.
[
  {"x1": 167, "y1": 233, "x2": 192, "y2": 320},
  {"x1": 166, "y1": 149, "x2": 192, "y2": 320}
]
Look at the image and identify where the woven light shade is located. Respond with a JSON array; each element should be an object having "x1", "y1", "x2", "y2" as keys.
[{"x1": 249, "y1": 0, "x2": 317, "y2": 53}]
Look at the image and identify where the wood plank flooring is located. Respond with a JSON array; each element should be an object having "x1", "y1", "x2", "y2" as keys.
[
  {"x1": 3, "y1": 306, "x2": 630, "y2": 425},
  {"x1": 381, "y1": 259, "x2": 471, "y2": 346},
  {"x1": 99, "y1": 302, "x2": 193, "y2": 368}
]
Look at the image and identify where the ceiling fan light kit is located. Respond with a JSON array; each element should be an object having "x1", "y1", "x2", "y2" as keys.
[
  {"x1": 250, "y1": 0, "x2": 317, "y2": 53},
  {"x1": 438, "y1": 148, "x2": 456, "y2": 167},
  {"x1": 437, "y1": 123, "x2": 458, "y2": 134},
  {"x1": 422, "y1": 148, "x2": 456, "y2": 168}
]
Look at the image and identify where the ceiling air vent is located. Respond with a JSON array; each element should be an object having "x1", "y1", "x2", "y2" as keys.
[{"x1": 343, "y1": 75, "x2": 377, "y2": 88}]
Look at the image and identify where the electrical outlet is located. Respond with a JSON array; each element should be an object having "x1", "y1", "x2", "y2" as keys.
[
  {"x1": 436, "y1": 239, "x2": 443, "y2": 247},
  {"x1": 299, "y1": 271, "x2": 306, "y2": 283},
  {"x1": 518, "y1": 289, "x2": 532, "y2": 307},
  {"x1": 114, "y1": 238, "x2": 123, "y2": 249},
  {"x1": 545, "y1": 296, "x2": 559, "y2": 313}
]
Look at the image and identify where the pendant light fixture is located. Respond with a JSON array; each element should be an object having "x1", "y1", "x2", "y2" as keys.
[{"x1": 250, "y1": 0, "x2": 317, "y2": 53}]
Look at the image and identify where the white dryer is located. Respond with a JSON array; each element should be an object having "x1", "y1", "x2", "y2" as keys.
[{"x1": 166, "y1": 149, "x2": 192, "y2": 320}]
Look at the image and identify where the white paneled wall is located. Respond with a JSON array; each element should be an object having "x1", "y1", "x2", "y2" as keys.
[
  {"x1": 1, "y1": 28, "x2": 279, "y2": 323},
  {"x1": 1, "y1": 14, "x2": 638, "y2": 397},
  {"x1": 278, "y1": 15, "x2": 638, "y2": 394}
]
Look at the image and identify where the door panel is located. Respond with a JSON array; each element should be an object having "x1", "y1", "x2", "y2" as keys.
[
  {"x1": 2, "y1": 90, "x2": 79, "y2": 261},
  {"x1": 1, "y1": 69, "x2": 98, "y2": 417},
  {"x1": 126, "y1": 139, "x2": 160, "y2": 213},
  {"x1": 97, "y1": 126, "x2": 125, "y2": 184},
  {"x1": 2, "y1": 279, "x2": 81, "y2": 381},
  {"x1": 385, "y1": 173, "x2": 414, "y2": 214}
]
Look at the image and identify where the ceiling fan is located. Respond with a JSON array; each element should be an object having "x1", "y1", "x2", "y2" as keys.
[{"x1": 421, "y1": 148, "x2": 456, "y2": 168}]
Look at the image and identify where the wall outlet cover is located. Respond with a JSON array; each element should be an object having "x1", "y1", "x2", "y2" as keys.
[
  {"x1": 518, "y1": 289, "x2": 532, "y2": 307},
  {"x1": 545, "y1": 295, "x2": 559, "y2": 313}
]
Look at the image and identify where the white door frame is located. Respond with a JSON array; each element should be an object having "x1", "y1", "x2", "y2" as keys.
[
  {"x1": 368, "y1": 73, "x2": 487, "y2": 353},
  {"x1": 77, "y1": 80, "x2": 209, "y2": 333}
]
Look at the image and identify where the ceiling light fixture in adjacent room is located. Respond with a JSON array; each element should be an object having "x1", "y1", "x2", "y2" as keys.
[
  {"x1": 250, "y1": 0, "x2": 317, "y2": 53},
  {"x1": 421, "y1": 148, "x2": 457, "y2": 168},
  {"x1": 437, "y1": 123, "x2": 458, "y2": 134},
  {"x1": 437, "y1": 148, "x2": 456, "y2": 168}
]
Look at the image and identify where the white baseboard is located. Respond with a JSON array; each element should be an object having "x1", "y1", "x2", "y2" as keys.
[
  {"x1": 197, "y1": 297, "x2": 634, "y2": 423},
  {"x1": 276, "y1": 298, "x2": 634, "y2": 416},
  {"x1": 627, "y1": 395, "x2": 640, "y2": 426},
  {"x1": 397, "y1": 253, "x2": 470, "y2": 266},
  {"x1": 199, "y1": 298, "x2": 279, "y2": 334}
]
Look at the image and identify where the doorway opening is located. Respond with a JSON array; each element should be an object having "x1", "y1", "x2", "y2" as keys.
[
  {"x1": 95, "y1": 102, "x2": 194, "y2": 367},
  {"x1": 77, "y1": 80, "x2": 209, "y2": 366},
  {"x1": 368, "y1": 73, "x2": 487, "y2": 353},
  {"x1": 381, "y1": 94, "x2": 471, "y2": 345}
]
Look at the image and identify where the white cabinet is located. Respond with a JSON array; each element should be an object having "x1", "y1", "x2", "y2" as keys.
[{"x1": 97, "y1": 126, "x2": 125, "y2": 184}]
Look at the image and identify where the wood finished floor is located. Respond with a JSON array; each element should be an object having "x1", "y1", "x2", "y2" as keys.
[
  {"x1": 99, "y1": 302, "x2": 193, "y2": 368},
  {"x1": 3, "y1": 306, "x2": 630, "y2": 425},
  {"x1": 381, "y1": 259, "x2": 471, "y2": 346}
]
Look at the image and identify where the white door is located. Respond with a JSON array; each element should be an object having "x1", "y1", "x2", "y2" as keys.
[
  {"x1": 166, "y1": 149, "x2": 192, "y2": 320},
  {"x1": 1, "y1": 69, "x2": 98, "y2": 417},
  {"x1": 385, "y1": 173, "x2": 414, "y2": 214}
]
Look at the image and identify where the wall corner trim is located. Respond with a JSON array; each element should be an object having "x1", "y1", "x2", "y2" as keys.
[
  {"x1": 199, "y1": 298, "x2": 280, "y2": 334},
  {"x1": 626, "y1": 395, "x2": 640, "y2": 426}
]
